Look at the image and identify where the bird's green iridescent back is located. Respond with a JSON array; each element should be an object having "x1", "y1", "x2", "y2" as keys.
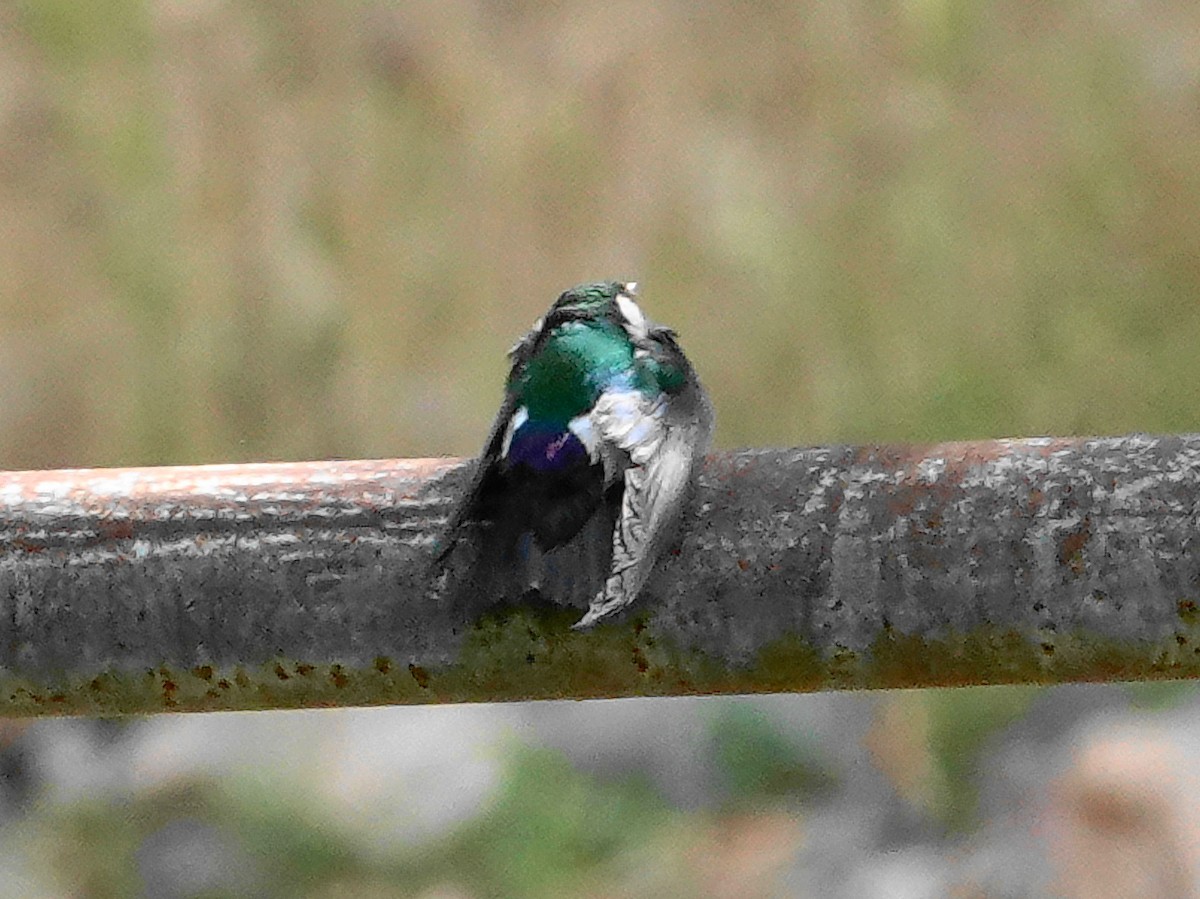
[
  {"x1": 517, "y1": 320, "x2": 634, "y2": 423},
  {"x1": 439, "y1": 278, "x2": 711, "y2": 629},
  {"x1": 637, "y1": 350, "x2": 686, "y2": 393}
]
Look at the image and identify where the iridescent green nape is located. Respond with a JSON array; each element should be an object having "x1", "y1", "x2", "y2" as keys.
[
  {"x1": 553, "y1": 281, "x2": 623, "y2": 313},
  {"x1": 637, "y1": 352, "x2": 686, "y2": 393},
  {"x1": 518, "y1": 321, "x2": 634, "y2": 423}
]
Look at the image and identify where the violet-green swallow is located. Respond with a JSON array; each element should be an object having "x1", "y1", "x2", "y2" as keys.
[{"x1": 436, "y1": 280, "x2": 712, "y2": 628}]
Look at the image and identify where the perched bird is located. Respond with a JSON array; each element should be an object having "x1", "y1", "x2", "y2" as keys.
[{"x1": 435, "y1": 280, "x2": 712, "y2": 628}]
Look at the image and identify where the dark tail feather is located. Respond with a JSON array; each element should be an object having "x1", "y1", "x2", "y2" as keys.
[
  {"x1": 430, "y1": 461, "x2": 619, "y2": 616},
  {"x1": 529, "y1": 480, "x2": 619, "y2": 609},
  {"x1": 429, "y1": 492, "x2": 534, "y2": 618},
  {"x1": 535, "y1": 508, "x2": 616, "y2": 609},
  {"x1": 431, "y1": 507, "x2": 616, "y2": 618}
]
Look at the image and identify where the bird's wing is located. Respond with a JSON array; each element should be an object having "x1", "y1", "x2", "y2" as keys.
[
  {"x1": 573, "y1": 329, "x2": 712, "y2": 628},
  {"x1": 431, "y1": 322, "x2": 539, "y2": 565}
]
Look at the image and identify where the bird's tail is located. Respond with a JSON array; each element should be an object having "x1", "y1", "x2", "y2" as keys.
[{"x1": 431, "y1": 499, "x2": 616, "y2": 619}]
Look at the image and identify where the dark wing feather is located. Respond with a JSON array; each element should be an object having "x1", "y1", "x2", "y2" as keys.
[{"x1": 431, "y1": 324, "x2": 539, "y2": 565}]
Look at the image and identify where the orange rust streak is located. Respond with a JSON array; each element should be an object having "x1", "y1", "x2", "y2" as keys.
[
  {"x1": 0, "y1": 458, "x2": 467, "y2": 505},
  {"x1": 862, "y1": 437, "x2": 1085, "y2": 485}
]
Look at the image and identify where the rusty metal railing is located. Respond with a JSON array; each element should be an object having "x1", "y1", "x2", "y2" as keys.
[{"x1": 1, "y1": 433, "x2": 1197, "y2": 716}]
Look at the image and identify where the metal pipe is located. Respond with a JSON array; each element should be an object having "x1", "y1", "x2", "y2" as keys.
[{"x1": 1, "y1": 434, "x2": 1198, "y2": 716}]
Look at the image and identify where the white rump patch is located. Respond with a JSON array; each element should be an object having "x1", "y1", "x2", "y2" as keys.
[
  {"x1": 568, "y1": 414, "x2": 599, "y2": 458},
  {"x1": 501, "y1": 406, "x2": 529, "y2": 458}
]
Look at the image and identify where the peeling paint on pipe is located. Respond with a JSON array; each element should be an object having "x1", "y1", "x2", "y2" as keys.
[{"x1": 1, "y1": 434, "x2": 1199, "y2": 716}]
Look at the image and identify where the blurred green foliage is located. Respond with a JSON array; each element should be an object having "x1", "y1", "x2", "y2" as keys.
[
  {"x1": 5, "y1": 1, "x2": 1200, "y2": 893},
  {"x1": 444, "y1": 748, "x2": 673, "y2": 897},
  {"x1": 3, "y1": 2, "x2": 1199, "y2": 469},
  {"x1": 924, "y1": 684, "x2": 1039, "y2": 831},
  {"x1": 1124, "y1": 679, "x2": 1200, "y2": 710},
  {"x1": 708, "y1": 702, "x2": 837, "y2": 806},
  {"x1": 39, "y1": 751, "x2": 690, "y2": 898}
]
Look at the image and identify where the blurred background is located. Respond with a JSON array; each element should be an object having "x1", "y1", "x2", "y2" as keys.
[{"x1": 2, "y1": 1, "x2": 1200, "y2": 896}]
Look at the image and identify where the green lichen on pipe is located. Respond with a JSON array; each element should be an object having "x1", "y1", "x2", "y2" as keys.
[
  {"x1": 0, "y1": 434, "x2": 1199, "y2": 716},
  {"x1": 3, "y1": 604, "x2": 1200, "y2": 717}
]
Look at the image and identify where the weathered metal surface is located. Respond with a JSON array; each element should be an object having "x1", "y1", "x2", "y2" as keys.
[{"x1": 1, "y1": 434, "x2": 1199, "y2": 716}]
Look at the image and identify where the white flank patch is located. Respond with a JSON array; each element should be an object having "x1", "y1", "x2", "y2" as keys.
[
  {"x1": 501, "y1": 406, "x2": 528, "y2": 458},
  {"x1": 592, "y1": 389, "x2": 664, "y2": 464},
  {"x1": 615, "y1": 293, "x2": 648, "y2": 340},
  {"x1": 568, "y1": 414, "x2": 599, "y2": 459}
]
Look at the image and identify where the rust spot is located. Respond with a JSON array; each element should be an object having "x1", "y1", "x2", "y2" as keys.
[
  {"x1": 192, "y1": 665, "x2": 213, "y2": 681},
  {"x1": 217, "y1": 678, "x2": 231, "y2": 690},
  {"x1": 273, "y1": 663, "x2": 290, "y2": 681},
  {"x1": 1041, "y1": 642, "x2": 1055, "y2": 655},
  {"x1": 88, "y1": 677, "x2": 105, "y2": 692},
  {"x1": 737, "y1": 559, "x2": 751, "y2": 572},
  {"x1": 851, "y1": 444, "x2": 887, "y2": 467},
  {"x1": 13, "y1": 539, "x2": 44, "y2": 554},
  {"x1": 886, "y1": 489, "x2": 917, "y2": 518},
  {"x1": 394, "y1": 457, "x2": 464, "y2": 482},
  {"x1": 872, "y1": 439, "x2": 1082, "y2": 499},
  {"x1": 49, "y1": 694, "x2": 66, "y2": 704},
  {"x1": 295, "y1": 663, "x2": 314, "y2": 676},
  {"x1": 373, "y1": 656, "x2": 391, "y2": 675},
  {"x1": 161, "y1": 679, "x2": 177, "y2": 696},
  {"x1": 828, "y1": 490, "x2": 843, "y2": 515},
  {"x1": 1179, "y1": 599, "x2": 1199, "y2": 623},
  {"x1": 97, "y1": 519, "x2": 135, "y2": 541},
  {"x1": 408, "y1": 663, "x2": 430, "y2": 688},
  {"x1": 859, "y1": 440, "x2": 990, "y2": 473},
  {"x1": 330, "y1": 665, "x2": 349, "y2": 689},
  {"x1": 632, "y1": 644, "x2": 649, "y2": 673},
  {"x1": 1058, "y1": 516, "x2": 1091, "y2": 576}
]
